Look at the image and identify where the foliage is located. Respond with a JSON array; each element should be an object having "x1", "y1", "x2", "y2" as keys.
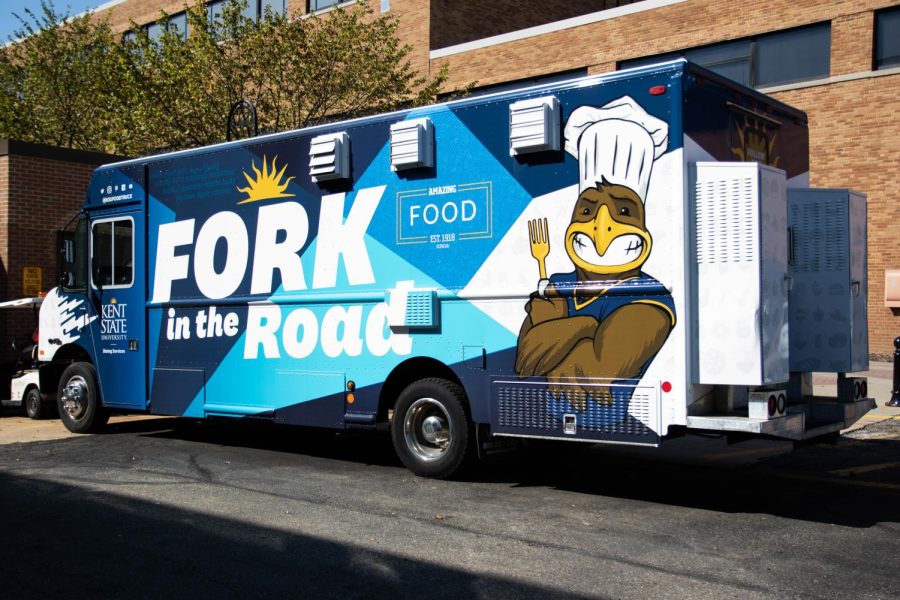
[
  {"x1": 0, "y1": 0, "x2": 451, "y2": 156},
  {"x1": 0, "y1": 1, "x2": 123, "y2": 150}
]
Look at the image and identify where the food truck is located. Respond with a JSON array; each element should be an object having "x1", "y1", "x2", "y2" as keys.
[{"x1": 38, "y1": 60, "x2": 873, "y2": 477}]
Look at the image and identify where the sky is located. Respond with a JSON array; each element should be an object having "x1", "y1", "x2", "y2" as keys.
[{"x1": 0, "y1": 0, "x2": 108, "y2": 42}]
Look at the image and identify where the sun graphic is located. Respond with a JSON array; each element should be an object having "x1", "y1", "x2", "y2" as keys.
[
  {"x1": 731, "y1": 116, "x2": 780, "y2": 168},
  {"x1": 237, "y1": 155, "x2": 296, "y2": 204}
]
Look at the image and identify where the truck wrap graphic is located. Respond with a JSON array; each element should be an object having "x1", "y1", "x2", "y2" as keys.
[{"x1": 45, "y1": 60, "x2": 872, "y2": 474}]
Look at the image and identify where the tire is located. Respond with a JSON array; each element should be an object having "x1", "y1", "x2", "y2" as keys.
[
  {"x1": 57, "y1": 363, "x2": 108, "y2": 434},
  {"x1": 24, "y1": 387, "x2": 43, "y2": 420},
  {"x1": 391, "y1": 378, "x2": 471, "y2": 479}
]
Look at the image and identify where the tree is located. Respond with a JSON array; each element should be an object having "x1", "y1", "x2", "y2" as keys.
[
  {"x1": 0, "y1": 1, "x2": 124, "y2": 150},
  {"x1": 0, "y1": 0, "x2": 453, "y2": 156}
]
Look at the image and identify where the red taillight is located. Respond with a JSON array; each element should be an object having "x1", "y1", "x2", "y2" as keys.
[
  {"x1": 661, "y1": 381, "x2": 672, "y2": 393},
  {"x1": 32, "y1": 328, "x2": 39, "y2": 344},
  {"x1": 767, "y1": 394, "x2": 777, "y2": 417},
  {"x1": 649, "y1": 85, "x2": 666, "y2": 96},
  {"x1": 861, "y1": 380, "x2": 868, "y2": 398}
]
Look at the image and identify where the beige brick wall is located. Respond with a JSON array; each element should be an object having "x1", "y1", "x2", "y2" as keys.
[{"x1": 774, "y1": 74, "x2": 900, "y2": 356}]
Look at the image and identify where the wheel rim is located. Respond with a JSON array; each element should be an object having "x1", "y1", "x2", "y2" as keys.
[
  {"x1": 60, "y1": 375, "x2": 89, "y2": 420},
  {"x1": 27, "y1": 393, "x2": 39, "y2": 415},
  {"x1": 403, "y1": 397, "x2": 452, "y2": 462}
]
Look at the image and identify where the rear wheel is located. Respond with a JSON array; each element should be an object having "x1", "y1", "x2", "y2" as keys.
[
  {"x1": 24, "y1": 387, "x2": 43, "y2": 420},
  {"x1": 57, "y1": 363, "x2": 108, "y2": 433},
  {"x1": 391, "y1": 378, "x2": 471, "y2": 479}
]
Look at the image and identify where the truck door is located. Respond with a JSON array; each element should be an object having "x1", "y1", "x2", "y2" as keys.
[{"x1": 88, "y1": 211, "x2": 147, "y2": 411}]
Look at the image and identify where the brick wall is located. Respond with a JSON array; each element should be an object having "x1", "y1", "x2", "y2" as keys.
[
  {"x1": 429, "y1": 0, "x2": 624, "y2": 50},
  {"x1": 0, "y1": 142, "x2": 120, "y2": 368},
  {"x1": 774, "y1": 75, "x2": 900, "y2": 358}
]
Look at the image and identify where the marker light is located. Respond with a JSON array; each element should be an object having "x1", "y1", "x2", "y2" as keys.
[
  {"x1": 649, "y1": 85, "x2": 666, "y2": 96},
  {"x1": 661, "y1": 381, "x2": 672, "y2": 393},
  {"x1": 347, "y1": 393, "x2": 355, "y2": 404}
]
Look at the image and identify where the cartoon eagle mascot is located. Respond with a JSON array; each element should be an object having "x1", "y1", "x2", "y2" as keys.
[{"x1": 515, "y1": 96, "x2": 675, "y2": 424}]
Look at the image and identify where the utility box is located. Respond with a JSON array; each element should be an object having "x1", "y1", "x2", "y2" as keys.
[
  {"x1": 788, "y1": 189, "x2": 868, "y2": 372},
  {"x1": 693, "y1": 162, "x2": 789, "y2": 386}
]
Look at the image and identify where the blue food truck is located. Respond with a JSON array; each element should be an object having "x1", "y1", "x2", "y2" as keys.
[{"x1": 39, "y1": 60, "x2": 874, "y2": 477}]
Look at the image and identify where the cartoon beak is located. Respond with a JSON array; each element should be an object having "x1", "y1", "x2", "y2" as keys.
[{"x1": 593, "y1": 204, "x2": 628, "y2": 256}]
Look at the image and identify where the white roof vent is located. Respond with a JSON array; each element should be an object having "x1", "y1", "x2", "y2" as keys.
[
  {"x1": 309, "y1": 132, "x2": 350, "y2": 182},
  {"x1": 509, "y1": 96, "x2": 560, "y2": 156},
  {"x1": 390, "y1": 117, "x2": 434, "y2": 171}
]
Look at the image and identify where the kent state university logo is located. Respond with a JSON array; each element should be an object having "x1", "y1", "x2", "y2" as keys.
[{"x1": 237, "y1": 155, "x2": 296, "y2": 204}]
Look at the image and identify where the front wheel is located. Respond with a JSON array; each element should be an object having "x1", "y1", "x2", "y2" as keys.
[
  {"x1": 24, "y1": 387, "x2": 43, "y2": 420},
  {"x1": 57, "y1": 363, "x2": 108, "y2": 433},
  {"x1": 391, "y1": 378, "x2": 471, "y2": 479}
]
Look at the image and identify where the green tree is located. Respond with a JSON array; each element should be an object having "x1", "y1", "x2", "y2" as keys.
[
  {"x1": 0, "y1": 1, "x2": 124, "y2": 150},
  {"x1": 111, "y1": 0, "x2": 449, "y2": 154}
]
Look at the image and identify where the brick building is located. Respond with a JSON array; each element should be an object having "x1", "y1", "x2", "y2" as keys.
[
  {"x1": 69, "y1": 0, "x2": 900, "y2": 356},
  {"x1": 0, "y1": 140, "x2": 121, "y2": 363}
]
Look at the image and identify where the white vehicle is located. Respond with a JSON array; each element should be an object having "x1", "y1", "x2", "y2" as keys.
[{"x1": 1, "y1": 297, "x2": 46, "y2": 419}]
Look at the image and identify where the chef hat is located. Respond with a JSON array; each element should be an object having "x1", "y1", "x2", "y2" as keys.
[{"x1": 564, "y1": 96, "x2": 668, "y2": 202}]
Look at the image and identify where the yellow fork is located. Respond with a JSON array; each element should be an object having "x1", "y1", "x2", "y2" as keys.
[{"x1": 528, "y1": 217, "x2": 550, "y2": 280}]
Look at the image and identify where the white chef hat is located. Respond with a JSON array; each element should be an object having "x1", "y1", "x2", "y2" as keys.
[{"x1": 564, "y1": 96, "x2": 668, "y2": 202}]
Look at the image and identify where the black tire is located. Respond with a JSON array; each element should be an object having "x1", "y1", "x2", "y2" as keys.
[
  {"x1": 391, "y1": 378, "x2": 472, "y2": 479},
  {"x1": 57, "y1": 363, "x2": 108, "y2": 434},
  {"x1": 24, "y1": 387, "x2": 43, "y2": 420}
]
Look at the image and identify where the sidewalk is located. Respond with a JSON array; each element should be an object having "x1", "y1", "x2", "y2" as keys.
[{"x1": 813, "y1": 360, "x2": 898, "y2": 434}]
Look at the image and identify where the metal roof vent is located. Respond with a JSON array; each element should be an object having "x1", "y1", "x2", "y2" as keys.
[
  {"x1": 309, "y1": 132, "x2": 350, "y2": 182},
  {"x1": 390, "y1": 117, "x2": 434, "y2": 171},
  {"x1": 509, "y1": 96, "x2": 560, "y2": 156}
]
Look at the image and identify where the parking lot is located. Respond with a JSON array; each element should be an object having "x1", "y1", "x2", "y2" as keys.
[{"x1": 2, "y1": 406, "x2": 899, "y2": 599}]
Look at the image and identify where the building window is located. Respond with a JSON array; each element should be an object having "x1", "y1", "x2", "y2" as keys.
[
  {"x1": 208, "y1": 0, "x2": 256, "y2": 23},
  {"x1": 263, "y1": 0, "x2": 289, "y2": 16},
  {"x1": 875, "y1": 6, "x2": 900, "y2": 70},
  {"x1": 619, "y1": 23, "x2": 831, "y2": 88},
  {"x1": 309, "y1": 0, "x2": 341, "y2": 12}
]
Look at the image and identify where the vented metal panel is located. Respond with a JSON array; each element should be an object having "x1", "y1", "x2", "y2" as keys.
[
  {"x1": 309, "y1": 132, "x2": 350, "y2": 182},
  {"x1": 390, "y1": 118, "x2": 434, "y2": 171},
  {"x1": 787, "y1": 188, "x2": 867, "y2": 372},
  {"x1": 790, "y1": 201, "x2": 848, "y2": 273},
  {"x1": 491, "y1": 379, "x2": 660, "y2": 444},
  {"x1": 695, "y1": 176, "x2": 758, "y2": 264},
  {"x1": 404, "y1": 290, "x2": 435, "y2": 327},
  {"x1": 693, "y1": 162, "x2": 788, "y2": 386},
  {"x1": 509, "y1": 96, "x2": 560, "y2": 156}
]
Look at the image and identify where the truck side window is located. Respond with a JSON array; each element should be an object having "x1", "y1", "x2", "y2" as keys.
[{"x1": 91, "y1": 218, "x2": 134, "y2": 288}]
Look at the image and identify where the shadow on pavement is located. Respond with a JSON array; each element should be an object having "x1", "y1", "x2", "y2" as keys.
[
  {"x1": 0, "y1": 471, "x2": 583, "y2": 600},
  {"x1": 131, "y1": 417, "x2": 900, "y2": 529}
]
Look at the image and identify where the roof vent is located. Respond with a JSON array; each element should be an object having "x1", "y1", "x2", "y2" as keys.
[
  {"x1": 390, "y1": 118, "x2": 434, "y2": 171},
  {"x1": 309, "y1": 132, "x2": 350, "y2": 182},
  {"x1": 509, "y1": 96, "x2": 560, "y2": 156}
]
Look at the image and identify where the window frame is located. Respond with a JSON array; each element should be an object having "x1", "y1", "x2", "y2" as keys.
[
  {"x1": 90, "y1": 216, "x2": 135, "y2": 291},
  {"x1": 874, "y1": 6, "x2": 900, "y2": 70}
]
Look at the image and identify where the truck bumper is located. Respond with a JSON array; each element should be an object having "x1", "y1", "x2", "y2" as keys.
[{"x1": 685, "y1": 397, "x2": 876, "y2": 440}]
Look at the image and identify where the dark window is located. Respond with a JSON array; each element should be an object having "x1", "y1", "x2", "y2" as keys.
[
  {"x1": 755, "y1": 24, "x2": 830, "y2": 86},
  {"x1": 167, "y1": 11, "x2": 188, "y2": 37},
  {"x1": 619, "y1": 23, "x2": 831, "y2": 88},
  {"x1": 92, "y1": 219, "x2": 134, "y2": 288},
  {"x1": 146, "y1": 21, "x2": 164, "y2": 43},
  {"x1": 263, "y1": 0, "x2": 288, "y2": 16},
  {"x1": 875, "y1": 6, "x2": 900, "y2": 70},
  {"x1": 309, "y1": 0, "x2": 341, "y2": 12},
  {"x1": 208, "y1": 0, "x2": 257, "y2": 23},
  {"x1": 688, "y1": 39, "x2": 752, "y2": 87}
]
